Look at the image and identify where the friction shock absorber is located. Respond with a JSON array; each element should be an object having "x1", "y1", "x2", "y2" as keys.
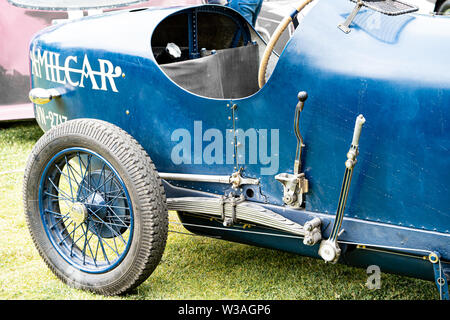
[{"x1": 318, "y1": 114, "x2": 366, "y2": 263}]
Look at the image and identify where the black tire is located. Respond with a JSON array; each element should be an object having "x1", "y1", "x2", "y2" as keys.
[
  {"x1": 438, "y1": 0, "x2": 450, "y2": 14},
  {"x1": 23, "y1": 119, "x2": 168, "y2": 295}
]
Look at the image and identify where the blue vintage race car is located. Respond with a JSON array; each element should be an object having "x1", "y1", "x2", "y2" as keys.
[{"x1": 14, "y1": 0, "x2": 450, "y2": 298}]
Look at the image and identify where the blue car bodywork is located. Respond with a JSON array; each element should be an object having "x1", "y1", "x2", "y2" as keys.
[{"x1": 27, "y1": 0, "x2": 450, "y2": 297}]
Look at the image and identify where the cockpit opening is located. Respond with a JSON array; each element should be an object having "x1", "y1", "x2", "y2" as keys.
[{"x1": 151, "y1": 6, "x2": 276, "y2": 99}]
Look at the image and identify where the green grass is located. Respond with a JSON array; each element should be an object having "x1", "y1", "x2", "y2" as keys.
[{"x1": 0, "y1": 121, "x2": 438, "y2": 300}]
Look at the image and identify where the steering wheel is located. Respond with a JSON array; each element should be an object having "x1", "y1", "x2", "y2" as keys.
[{"x1": 257, "y1": 0, "x2": 314, "y2": 88}]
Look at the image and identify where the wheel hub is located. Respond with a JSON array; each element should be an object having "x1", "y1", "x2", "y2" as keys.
[
  {"x1": 77, "y1": 170, "x2": 130, "y2": 238},
  {"x1": 69, "y1": 202, "x2": 87, "y2": 225},
  {"x1": 85, "y1": 192, "x2": 107, "y2": 220}
]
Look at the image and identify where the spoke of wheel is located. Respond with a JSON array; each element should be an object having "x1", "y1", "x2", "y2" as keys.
[
  {"x1": 77, "y1": 152, "x2": 85, "y2": 179},
  {"x1": 55, "y1": 218, "x2": 73, "y2": 239},
  {"x1": 109, "y1": 173, "x2": 116, "y2": 197},
  {"x1": 81, "y1": 222, "x2": 97, "y2": 266},
  {"x1": 106, "y1": 206, "x2": 129, "y2": 229},
  {"x1": 70, "y1": 222, "x2": 78, "y2": 256},
  {"x1": 107, "y1": 215, "x2": 120, "y2": 256},
  {"x1": 64, "y1": 156, "x2": 75, "y2": 199},
  {"x1": 48, "y1": 176, "x2": 74, "y2": 204},
  {"x1": 90, "y1": 225, "x2": 111, "y2": 264},
  {"x1": 86, "y1": 188, "x2": 129, "y2": 227},
  {"x1": 81, "y1": 223, "x2": 91, "y2": 265},
  {"x1": 66, "y1": 159, "x2": 90, "y2": 197},
  {"x1": 112, "y1": 226, "x2": 128, "y2": 246},
  {"x1": 44, "y1": 191, "x2": 72, "y2": 202},
  {"x1": 103, "y1": 188, "x2": 126, "y2": 196},
  {"x1": 102, "y1": 217, "x2": 128, "y2": 230},
  {"x1": 44, "y1": 208, "x2": 67, "y2": 218},
  {"x1": 104, "y1": 217, "x2": 128, "y2": 246},
  {"x1": 79, "y1": 171, "x2": 115, "y2": 202},
  {"x1": 94, "y1": 204, "x2": 130, "y2": 210},
  {"x1": 66, "y1": 159, "x2": 82, "y2": 180},
  {"x1": 74, "y1": 155, "x2": 97, "y2": 198},
  {"x1": 54, "y1": 163, "x2": 75, "y2": 200},
  {"x1": 59, "y1": 221, "x2": 83, "y2": 245},
  {"x1": 99, "y1": 162, "x2": 106, "y2": 187},
  {"x1": 77, "y1": 153, "x2": 92, "y2": 197},
  {"x1": 87, "y1": 207, "x2": 127, "y2": 244},
  {"x1": 90, "y1": 162, "x2": 107, "y2": 207},
  {"x1": 49, "y1": 214, "x2": 71, "y2": 230},
  {"x1": 72, "y1": 222, "x2": 89, "y2": 250},
  {"x1": 94, "y1": 232, "x2": 100, "y2": 264},
  {"x1": 103, "y1": 189, "x2": 127, "y2": 208},
  {"x1": 97, "y1": 224, "x2": 121, "y2": 258},
  {"x1": 88, "y1": 156, "x2": 92, "y2": 196},
  {"x1": 96, "y1": 163, "x2": 108, "y2": 196},
  {"x1": 107, "y1": 195, "x2": 127, "y2": 200},
  {"x1": 72, "y1": 222, "x2": 96, "y2": 265}
]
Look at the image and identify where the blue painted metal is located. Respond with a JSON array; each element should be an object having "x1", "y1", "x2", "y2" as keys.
[{"x1": 28, "y1": 0, "x2": 450, "y2": 286}]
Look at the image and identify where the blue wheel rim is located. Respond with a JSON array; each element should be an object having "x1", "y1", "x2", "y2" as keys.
[{"x1": 38, "y1": 147, "x2": 134, "y2": 273}]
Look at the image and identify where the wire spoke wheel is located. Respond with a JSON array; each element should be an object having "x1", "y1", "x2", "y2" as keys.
[
  {"x1": 23, "y1": 119, "x2": 168, "y2": 295},
  {"x1": 40, "y1": 148, "x2": 133, "y2": 273}
]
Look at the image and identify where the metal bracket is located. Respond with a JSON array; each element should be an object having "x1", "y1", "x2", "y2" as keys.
[
  {"x1": 230, "y1": 170, "x2": 260, "y2": 189},
  {"x1": 338, "y1": 0, "x2": 364, "y2": 33},
  {"x1": 303, "y1": 217, "x2": 322, "y2": 246},
  {"x1": 276, "y1": 91, "x2": 309, "y2": 209},
  {"x1": 221, "y1": 194, "x2": 246, "y2": 227},
  {"x1": 429, "y1": 252, "x2": 449, "y2": 300},
  {"x1": 275, "y1": 172, "x2": 308, "y2": 208}
]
